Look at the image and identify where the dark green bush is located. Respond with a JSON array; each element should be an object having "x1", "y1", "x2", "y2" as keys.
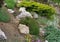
[
  {"x1": 20, "y1": 18, "x2": 39, "y2": 36},
  {"x1": 17, "y1": 1, "x2": 56, "y2": 18},
  {"x1": 44, "y1": 25, "x2": 60, "y2": 42},
  {"x1": 0, "y1": 8, "x2": 10, "y2": 22},
  {"x1": 5, "y1": 0, "x2": 16, "y2": 9}
]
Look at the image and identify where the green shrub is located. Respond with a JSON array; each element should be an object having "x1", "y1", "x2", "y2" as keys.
[
  {"x1": 17, "y1": 1, "x2": 56, "y2": 18},
  {"x1": 5, "y1": 0, "x2": 16, "y2": 9},
  {"x1": 44, "y1": 25, "x2": 60, "y2": 42},
  {"x1": 0, "y1": 8, "x2": 10, "y2": 22},
  {"x1": 20, "y1": 18, "x2": 39, "y2": 36}
]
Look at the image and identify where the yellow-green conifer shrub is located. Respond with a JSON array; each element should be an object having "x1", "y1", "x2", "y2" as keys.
[{"x1": 17, "y1": 1, "x2": 56, "y2": 19}]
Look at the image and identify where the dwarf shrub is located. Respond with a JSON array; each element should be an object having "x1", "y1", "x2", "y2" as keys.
[
  {"x1": 20, "y1": 18, "x2": 39, "y2": 36},
  {"x1": 17, "y1": 1, "x2": 56, "y2": 18},
  {"x1": 0, "y1": 8, "x2": 10, "y2": 22}
]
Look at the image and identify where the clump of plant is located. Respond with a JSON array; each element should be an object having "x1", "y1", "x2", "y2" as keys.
[
  {"x1": 20, "y1": 17, "x2": 39, "y2": 36},
  {"x1": 44, "y1": 25, "x2": 60, "y2": 42},
  {"x1": 5, "y1": 0, "x2": 16, "y2": 9},
  {"x1": 0, "y1": 8, "x2": 10, "y2": 22},
  {"x1": 17, "y1": 1, "x2": 56, "y2": 19}
]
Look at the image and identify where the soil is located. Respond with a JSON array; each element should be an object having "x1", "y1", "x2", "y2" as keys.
[{"x1": 0, "y1": 9, "x2": 25, "y2": 42}]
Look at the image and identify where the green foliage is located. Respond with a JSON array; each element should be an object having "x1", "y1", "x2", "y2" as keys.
[
  {"x1": 0, "y1": 8, "x2": 10, "y2": 22},
  {"x1": 20, "y1": 18, "x2": 39, "y2": 36},
  {"x1": 5, "y1": 0, "x2": 16, "y2": 9},
  {"x1": 17, "y1": 1, "x2": 56, "y2": 18},
  {"x1": 44, "y1": 25, "x2": 60, "y2": 42},
  {"x1": 51, "y1": 0, "x2": 60, "y2": 4}
]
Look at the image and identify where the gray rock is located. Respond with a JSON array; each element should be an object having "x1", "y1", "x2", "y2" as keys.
[
  {"x1": 8, "y1": 9, "x2": 14, "y2": 14},
  {"x1": 16, "y1": 7, "x2": 33, "y2": 20},
  {"x1": 0, "y1": 29, "x2": 7, "y2": 40},
  {"x1": 45, "y1": 40, "x2": 48, "y2": 42},
  {"x1": 33, "y1": 12, "x2": 39, "y2": 19}
]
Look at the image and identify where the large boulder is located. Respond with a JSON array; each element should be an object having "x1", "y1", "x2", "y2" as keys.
[{"x1": 18, "y1": 24, "x2": 29, "y2": 34}]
